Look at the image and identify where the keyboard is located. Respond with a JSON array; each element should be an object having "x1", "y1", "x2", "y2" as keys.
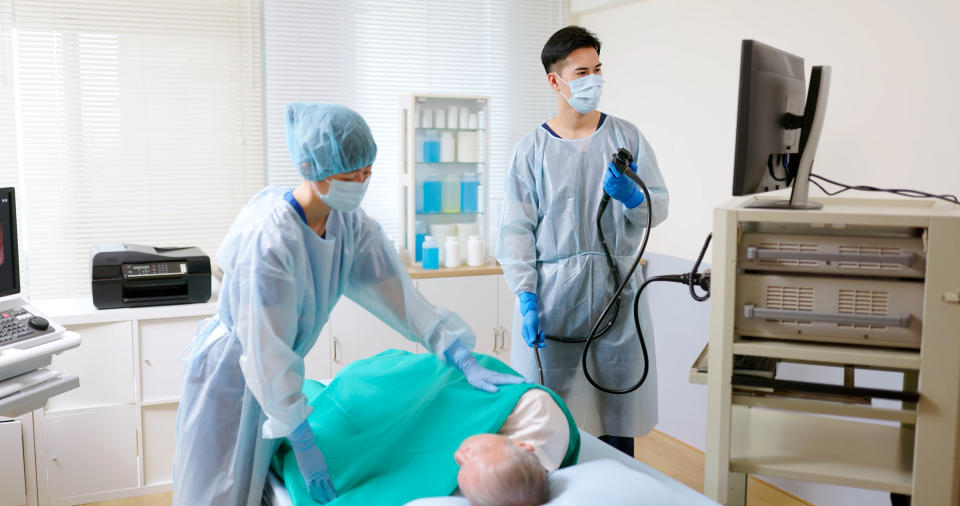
[{"x1": 0, "y1": 306, "x2": 54, "y2": 349}]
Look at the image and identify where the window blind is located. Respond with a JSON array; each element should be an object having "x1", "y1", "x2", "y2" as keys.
[
  {"x1": 10, "y1": 0, "x2": 264, "y2": 299},
  {"x1": 263, "y1": 0, "x2": 568, "y2": 243}
]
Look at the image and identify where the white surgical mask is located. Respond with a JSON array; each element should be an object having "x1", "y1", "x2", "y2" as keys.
[
  {"x1": 316, "y1": 178, "x2": 369, "y2": 212},
  {"x1": 554, "y1": 73, "x2": 604, "y2": 114}
]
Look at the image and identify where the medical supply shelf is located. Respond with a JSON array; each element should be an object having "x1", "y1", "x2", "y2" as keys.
[
  {"x1": 400, "y1": 94, "x2": 490, "y2": 267},
  {"x1": 702, "y1": 195, "x2": 960, "y2": 505}
]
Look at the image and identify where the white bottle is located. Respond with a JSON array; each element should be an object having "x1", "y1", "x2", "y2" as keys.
[
  {"x1": 468, "y1": 113, "x2": 478, "y2": 129},
  {"x1": 444, "y1": 236, "x2": 461, "y2": 268},
  {"x1": 435, "y1": 108, "x2": 446, "y2": 130},
  {"x1": 440, "y1": 131, "x2": 456, "y2": 163},
  {"x1": 458, "y1": 107, "x2": 469, "y2": 129},
  {"x1": 467, "y1": 235, "x2": 484, "y2": 266},
  {"x1": 421, "y1": 108, "x2": 433, "y2": 128},
  {"x1": 447, "y1": 105, "x2": 459, "y2": 129}
]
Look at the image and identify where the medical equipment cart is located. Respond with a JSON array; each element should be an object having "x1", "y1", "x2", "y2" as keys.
[{"x1": 697, "y1": 195, "x2": 960, "y2": 505}]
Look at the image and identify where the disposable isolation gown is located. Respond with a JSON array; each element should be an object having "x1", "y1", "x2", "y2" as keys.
[
  {"x1": 172, "y1": 186, "x2": 475, "y2": 506},
  {"x1": 496, "y1": 114, "x2": 668, "y2": 438}
]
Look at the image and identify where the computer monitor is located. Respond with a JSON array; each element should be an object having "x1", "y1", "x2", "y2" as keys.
[
  {"x1": 0, "y1": 187, "x2": 19, "y2": 297},
  {"x1": 732, "y1": 40, "x2": 831, "y2": 209}
]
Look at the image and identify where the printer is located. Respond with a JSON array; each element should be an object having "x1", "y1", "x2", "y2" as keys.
[{"x1": 91, "y1": 244, "x2": 212, "y2": 309}]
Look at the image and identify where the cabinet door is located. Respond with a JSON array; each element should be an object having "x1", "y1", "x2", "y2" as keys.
[
  {"x1": 44, "y1": 406, "x2": 138, "y2": 500},
  {"x1": 329, "y1": 298, "x2": 417, "y2": 375},
  {"x1": 140, "y1": 316, "x2": 209, "y2": 403},
  {"x1": 47, "y1": 322, "x2": 134, "y2": 412},
  {"x1": 0, "y1": 419, "x2": 26, "y2": 506},
  {"x1": 142, "y1": 404, "x2": 177, "y2": 486},
  {"x1": 419, "y1": 275, "x2": 498, "y2": 357},
  {"x1": 303, "y1": 323, "x2": 332, "y2": 380},
  {"x1": 497, "y1": 275, "x2": 515, "y2": 362}
]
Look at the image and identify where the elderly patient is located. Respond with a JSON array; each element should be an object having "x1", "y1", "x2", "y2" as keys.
[{"x1": 271, "y1": 349, "x2": 580, "y2": 506}]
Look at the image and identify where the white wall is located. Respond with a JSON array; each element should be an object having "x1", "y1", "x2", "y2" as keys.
[
  {"x1": 576, "y1": 1, "x2": 958, "y2": 504},
  {"x1": 579, "y1": 0, "x2": 960, "y2": 258}
]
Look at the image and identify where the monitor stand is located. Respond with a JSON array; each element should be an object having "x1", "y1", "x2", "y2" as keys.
[{"x1": 745, "y1": 65, "x2": 831, "y2": 211}]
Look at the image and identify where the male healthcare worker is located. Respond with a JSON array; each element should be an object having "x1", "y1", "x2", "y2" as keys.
[
  {"x1": 172, "y1": 103, "x2": 522, "y2": 506},
  {"x1": 496, "y1": 26, "x2": 669, "y2": 457}
]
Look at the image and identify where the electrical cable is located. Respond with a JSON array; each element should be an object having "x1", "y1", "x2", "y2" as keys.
[{"x1": 809, "y1": 173, "x2": 960, "y2": 205}]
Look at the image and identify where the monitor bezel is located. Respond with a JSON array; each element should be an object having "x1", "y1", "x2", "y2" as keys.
[{"x1": 0, "y1": 187, "x2": 21, "y2": 298}]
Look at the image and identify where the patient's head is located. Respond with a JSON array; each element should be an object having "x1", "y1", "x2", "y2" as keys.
[{"x1": 454, "y1": 434, "x2": 549, "y2": 506}]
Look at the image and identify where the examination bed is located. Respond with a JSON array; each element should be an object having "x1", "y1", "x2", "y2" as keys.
[{"x1": 263, "y1": 427, "x2": 719, "y2": 506}]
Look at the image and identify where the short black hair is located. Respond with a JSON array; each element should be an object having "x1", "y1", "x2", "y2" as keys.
[{"x1": 541, "y1": 25, "x2": 602, "y2": 74}]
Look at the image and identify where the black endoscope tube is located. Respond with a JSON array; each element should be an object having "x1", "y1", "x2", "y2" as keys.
[{"x1": 580, "y1": 167, "x2": 654, "y2": 395}]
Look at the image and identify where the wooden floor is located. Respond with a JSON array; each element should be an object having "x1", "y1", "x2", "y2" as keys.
[{"x1": 83, "y1": 430, "x2": 811, "y2": 506}]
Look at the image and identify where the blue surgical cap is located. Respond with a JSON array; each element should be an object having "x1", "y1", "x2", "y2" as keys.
[{"x1": 285, "y1": 103, "x2": 378, "y2": 181}]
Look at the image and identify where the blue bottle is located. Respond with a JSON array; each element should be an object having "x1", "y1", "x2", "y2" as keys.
[
  {"x1": 423, "y1": 131, "x2": 441, "y2": 163},
  {"x1": 460, "y1": 172, "x2": 479, "y2": 212},
  {"x1": 414, "y1": 220, "x2": 427, "y2": 262},
  {"x1": 422, "y1": 170, "x2": 443, "y2": 213},
  {"x1": 421, "y1": 235, "x2": 440, "y2": 269}
]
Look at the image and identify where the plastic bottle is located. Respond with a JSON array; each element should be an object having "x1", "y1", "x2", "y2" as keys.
[
  {"x1": 440, "y1": 131, "x2": 456, "y2": 163},
  {"x1": 456, "y1": 222, "x2": 478, "y2": 261},
  {"x1": 467, "y1": 235, "x2": 484, "y2": 266},
  {"x1": 421, "y1": 235, "x2": 439, "y2": 269},
  {"x1": 423, "y1": 131, "x2": 441, "y2": 163},
  {"x1": 429, "y1": 223, "x2": 456, "y2": 263},
  {"x1": 458, "y1": 107, "x2": 469, "y2": 129},
  {"x1": 422, "y1": 169, "x2": 442, "y2": 213},
  {"x1": 421, "y1": 108, "x2": 433, "y2": 128},
  {"x1": 444, "y1": 236, "x2": 461, "y2": 268},
  {"x1": 415, "y1": 220, "x2": 427, "y2": 262},
  {"x1": 447, "y1": 106, "x2": 459, "y2": 129},
  {"x1": 442, "y1": 173, "x2": 461, "y2": 213},
  {"x1": 460, "y1": 173, "x2": 479, "y2": 212},
  {"x1": 435, "y1": 109, "x2": 446, "y2": 130}
]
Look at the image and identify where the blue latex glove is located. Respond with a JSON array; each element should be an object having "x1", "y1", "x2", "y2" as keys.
[
  {"x1": 518, "y1": 291, "x2": 545, "y2": 348},
  {"x1": 603, "y1": 161, "x2": 645, "y2": 209},
  {"x1": 445, "y1": 339, "x2": 525, "y2": 393},
  {"x1": 288, "y1": 420, "x2": 338, "y2": 503}
]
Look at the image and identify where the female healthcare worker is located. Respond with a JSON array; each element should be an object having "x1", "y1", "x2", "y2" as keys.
[
  {"x1": 495, "y1": 26, "x2": 669, "y2": 457},
  {"x1": 172, "y1": 103, "x2": 522, "y2": 506}
]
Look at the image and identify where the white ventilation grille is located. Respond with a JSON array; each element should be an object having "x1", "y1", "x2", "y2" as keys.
[
  {"x1": 837, "y1": 289, "x2": 890, "y2": 329},
  {"x1": 764, "y1": 285, "x2": 814, "y2": 325},
  {"x1": 757, "y1": 242, "x2": 819, "y2": 267},
  {"x1": 836, "y1": 245, "x2": 904, "y2": 272}
]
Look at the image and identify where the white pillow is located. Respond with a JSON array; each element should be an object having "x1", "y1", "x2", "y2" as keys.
[{"x1": 545, "y1": 459, "x2": 688, "y2": 506}]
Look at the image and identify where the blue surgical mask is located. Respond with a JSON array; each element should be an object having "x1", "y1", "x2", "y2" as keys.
[
  {"x1": 554, "y1": 73, "x2": 604, "y2": 114},
  {"x1": 316, "y1": 178, "x2": 369, "y2": 212}
]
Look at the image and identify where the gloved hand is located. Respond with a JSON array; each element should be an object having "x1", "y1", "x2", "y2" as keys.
[
  {"x1": 288, "y1": 420, "x2": 337, "y2": 503},
  {"x1": 445, "y1": 339, "x2": 525, "y2": 393},
  {"x1": 603, "y1": 161, "x2": 645, "y2": 209},
  {"x1": 518, "y1": 291, "x2": 545, "y2": 348}
]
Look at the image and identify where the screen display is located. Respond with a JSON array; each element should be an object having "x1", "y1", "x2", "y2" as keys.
[{"x1": 0, "y1": 188, "x2": 20, "y2": 297}]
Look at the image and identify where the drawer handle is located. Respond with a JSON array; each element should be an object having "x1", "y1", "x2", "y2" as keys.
[
  {"x1": 743, "y1": 304, "x2": 911, "y2": 328},
  {"x1": 745, "y1": 246, "x2": 917, "y2": 266}
]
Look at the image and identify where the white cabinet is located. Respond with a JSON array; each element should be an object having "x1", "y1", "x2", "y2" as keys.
[
  {"x1": 0, "y1": 419, "x2": 26, "y2": 506},
  {"x1": 140, "y1": 317, "x2": 204, "y2": 403},
  {"x1": 303, "y1": 323, "x2": 332, "y2": 381},
  {"x1": 419, "y1": 275, "x2": 499, "y2": 356},
  {"x1": 496, "y1": 275, "x2": 515, "y2": 360},
  {"x1": 141, "y1": 405, "x2": 178, "y2": 487},
  {"x1": 329, "y1": 298, "x2": 417, "y2": 375},
  {"x1": 46, "y1": 322, "x2": 134, "y2": 412},
  {"x1": 43, "y1": 406, "x2": 138, "y2": 501}
]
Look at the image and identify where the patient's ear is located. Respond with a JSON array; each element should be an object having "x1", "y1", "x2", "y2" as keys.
[{"x1": 513, "y1": 441, "x2": 536, "y2": 453}]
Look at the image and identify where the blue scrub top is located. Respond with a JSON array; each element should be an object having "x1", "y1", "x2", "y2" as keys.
[{"x1": 541, "y1": 112, "x2": 607, "y2": 139}]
